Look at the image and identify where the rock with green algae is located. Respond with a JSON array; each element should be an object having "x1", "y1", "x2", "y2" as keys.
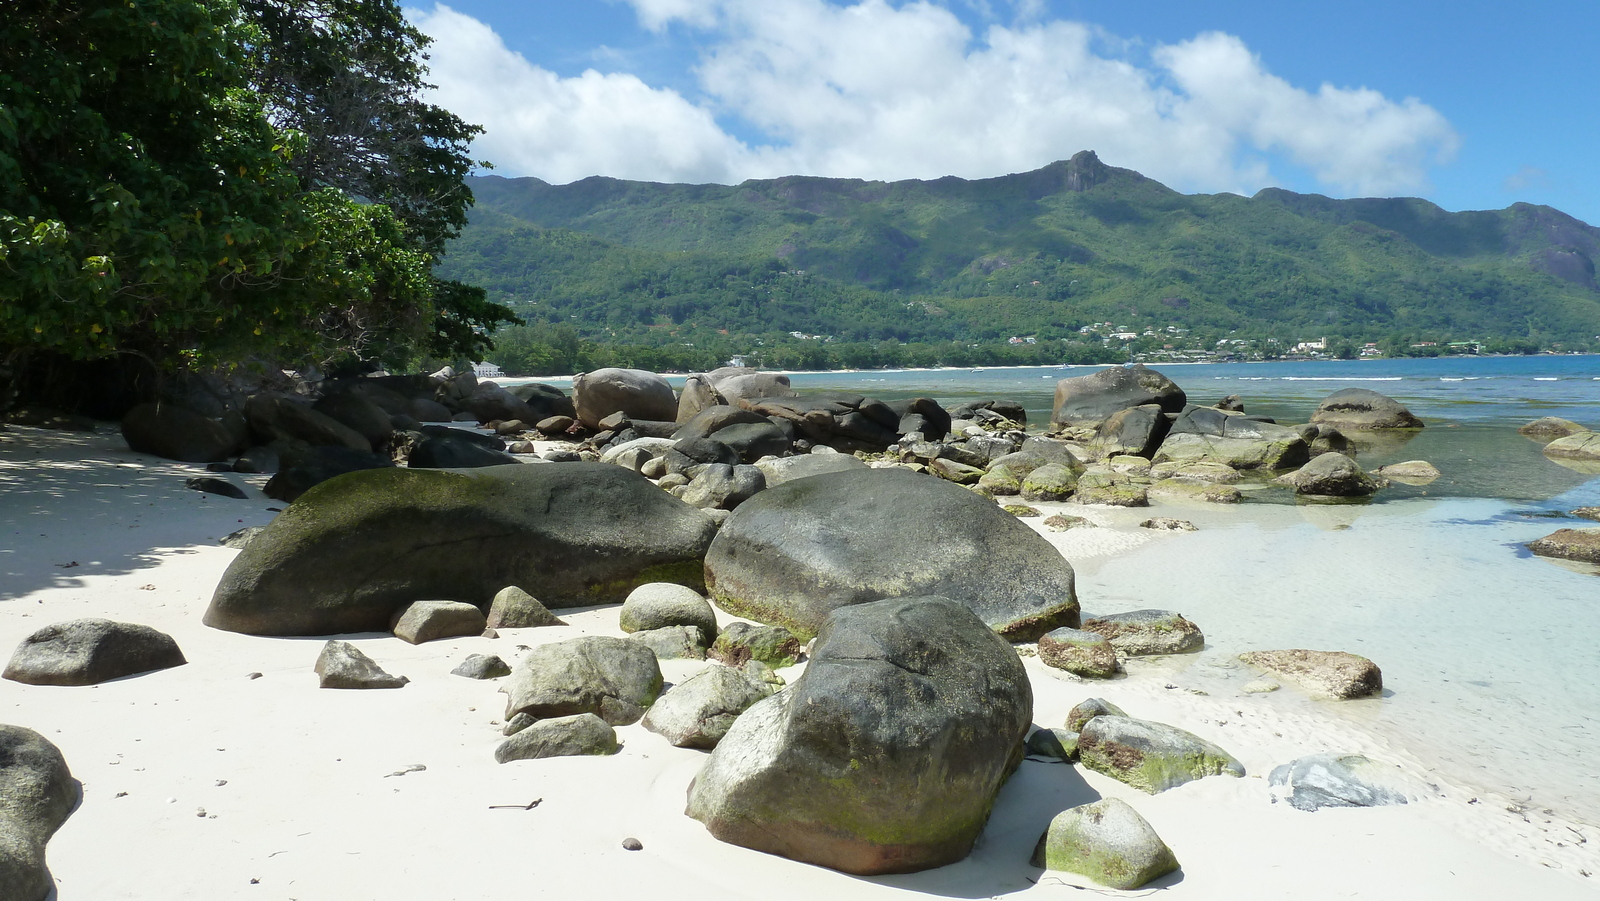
[
  {"x1": 1003, "y1": 504, "x2": 1042, "y2": 518},
  {"x1": 204, "y1": 463, "x2": 717, "y2": 636},
  {"x1": 1069, "y1": 471, "x2": 1148, "y2": 507},
  {"x1": 686, "y1": 596, "x2": 1032, "y2": 875},
  {"x1": 1043, "y1": 513, "x2": 1095, "y2": 531},
  {"x1": 1147, "y1": 478, "x2": 1241, "y2": 504},
  {"x1": 1082, "y1": 609, "x2": 1204, "y2": 656},
  {"x1": 1025, "y1": 727, "x2": 1079, "y2": 761},
  {"x1": 1030, "y1": 797, "x2": 1179, "y2": 890},
  {"x1": 707, "y1": 622, "x2": 803, "y2": 669},
  {"x1": 977, "y1": 463, "x2": 1023, "y2": 496},
  {"x1": 1543, "y1": 431, "x2": 1600, "y2": 463},
  {"x1": 1020, "y1": 463, "x2": 1079, "y2": 501},
  {"x1": 1065, "y1": 697, "x2": 1126, "y2": 733},
  {"x1": 1037, "y1": 628, "x2": 1118, "y2": 678},
  {"x1": 1077, "y1": 715, "x2": 1244, "y2": 794}
]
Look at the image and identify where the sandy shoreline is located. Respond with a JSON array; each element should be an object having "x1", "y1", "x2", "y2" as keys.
[{"x1": 2, "y1": 424, "x2": 1597, "y2": 899}]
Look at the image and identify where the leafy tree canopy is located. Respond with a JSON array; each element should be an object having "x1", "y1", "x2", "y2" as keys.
[{"x1": 0, "y1": 0, "x2": 512, "y2": 380}]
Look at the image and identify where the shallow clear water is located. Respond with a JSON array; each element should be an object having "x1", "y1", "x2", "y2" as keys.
[{"x1": 782, "y1": 356, "x2": 1600, "y2": 824}]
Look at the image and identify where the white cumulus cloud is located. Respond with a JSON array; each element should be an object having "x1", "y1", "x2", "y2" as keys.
[{"x1": 411, "y1": 0, "x2": 1459, "y2": 197}]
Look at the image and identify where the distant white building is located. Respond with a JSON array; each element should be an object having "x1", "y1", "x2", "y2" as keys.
[{"x1": 471, "y1": 361, "x2": 505, "y2": 378}]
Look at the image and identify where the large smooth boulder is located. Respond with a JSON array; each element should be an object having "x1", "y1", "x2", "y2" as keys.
[
  {"x1": 262, "y1": 446, "x2": 392, "y2": 502},
  {"x1": 206, "y1": 463, "x2": 717, "y2": 635},
  {"x1": 4, "y1": 619, "x2": 185, "y2": 686},
  {"x1": 1030, "y1": 798, "x2": 1179, "y2": 890},
  {"x1": 704, "y1": 468, "x2": 1080, "y2": 641},
  {"x1": 1051, "y1": 365, "x2": 1186, "y2": 425},
  {"x1": 0, "y1": 725, "x2": 79, "y2": 901},
  {"x1": 502, "y1": 636, "x2": 663, "y2": 726},
  {"x1": 408, "y1": 432, "x2": 521, "y2": 468},
  {"x1": 572, "y1": 368, "x2": 678, "y2": 429},
  {"x1": 1276, "y1": 453, "x2": 1381, "y2": 497},
  {"x1": 244, "y1": 394, "x2": 370, "y2": 450},
  {"x1": 1310, "y1": 388, "x2": 1423, "y2": 430},
  {"x1": 641, "y1": 665, "x2": 774, "y2": 749},
  {"x1": 1519, "y1": 417, "x2": 1588, "y2": 439},
  {"x1": 1543, "y1": 431, "x2": 1600, "y2": 464},
  {"x1": 680, "y1": 463, "x2": 766, "y2": 510},
  {"x1": 672, "y1": 406, "x2": 770, "y2": 442},
  {"x1": 120, "y1": 403, "x2": 241, "y2": 463},
  {"x1": 312, "y1": 392, "x2": 394, "y2": 450},
  {"x1": 1077, "y1": 716, "x2": 1244, "y2": 794},
  {"x1": 705, "y1": 367, "x2": 794, "y2": 404},
  {"x1": 619, "y1": 583, "x2": 718, "y2": 638},
  {"x1": 686, "y1": 596, "x2": 1033, "y2": 875},
  {"x1": 1238, "y1": 649, "x2": 1383, "y2": 699},
  {"x1": 1269, "y1": 754, "x2": 1409, "y2": 811}
]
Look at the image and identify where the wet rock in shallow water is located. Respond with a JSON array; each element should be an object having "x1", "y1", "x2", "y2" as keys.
[
  {"x1": 1149, "y1": 460, "x2": 1240, "y2": 484},
  {"x1": 1078, "y1": 715, "x2": 1244, "y2": 794},
  {"x1": 705, "y1": 468, "x2": 1080, "y2": 641},
  {"x1": 1269, "y1": 753, "x2": 1409, "y2": 811},
  {"x1": 641, "y1": 665, "x2": 774, "y2": 748},
  {"x1": 314, "y1": 641, "x2": 408, "y2": 689},
  {"x1": 707, "y1": 622, "x2": 803, "y2": 669},
  {"x1": 451, "y1": 653, "x2": 511, "y2": 679},
  {"x1": 4, "y1": 619, "x2": 186, "y2": 686},
  {"x1": 620, "y1": 582, "x2": 718, "y2": 637},
  {"x1": 1087, "y1": 405, "x2": 1170, "y2": 459},
  {"x1": 1038, "y1": 628, "x2": 1119, "y2": 678},
  {"x1": 1025, "y1": 727, "x2": 1079, "y2": 761},
  {"x1": 1371, "y1": 460, "x2": 1440, "y2": 484},
  {"x1": 1519, "y1": 417, "x2": 1588, "y2": 439},
  {"x1": 1543, "y1": 431, "x2": 1600, "y2": 464},
  {"x1": 502, "y1": 636, "x2": 662, "y2": 726},
  {"x1": 1043, "y1": 513, "x2": 1096, "y2": 531},
  {"x1": 390, "y1": 600, "x2": 486, "y2": 644},
  {"x1": 686, "y1": 596, "x2": 1032, "y2": 875},
  {"x1": 1310, "y1": 388, "x2": 1424, "y2": 431},
  {"x1": 1237, "y1": 649, "x2": 1382, "y2": 699},
  {"x1": 1140, "y1": 518, "x2": 1196, "y2": 532},
  {"x1": 1030, "y1": 797, "x2": 1179, "y2": 890},
  {"x1": 1082, "y1": 610, "x2": 1203, "y2": 656},
  {"x1": 1571, "y1": 507, "x2": 1600, "y2": 522},
  {"x1": 486, "y1": 586, "x2": 565, "y2": 629},
  {"x1": 629, "y1": 625, "x2": 708, "y2": 660},
  {"x1": 494, "y1": 713, "x2": 619, "y2": 762},
  {"x1": 0, "y1": 725, "x2": 80, "y2": 901},
  {"x1": 1276, "y1": 453, "x2": 1381, "y2": 497},
  {"x1": 1147, "y1": 479, "x2": 1241, "y2": 504},
  {"x1": 1065, "y1": 697, "x2": 1126, "y2": 733}
]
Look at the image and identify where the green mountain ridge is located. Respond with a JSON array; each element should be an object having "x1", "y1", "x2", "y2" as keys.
[{"x1": 438, "y1": 151, "x2": 1600, "y2": 368}]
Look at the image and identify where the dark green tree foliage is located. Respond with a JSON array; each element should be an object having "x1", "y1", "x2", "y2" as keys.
[{"x1": 0, "y1": 0, "x2": 510, "y2": 378}]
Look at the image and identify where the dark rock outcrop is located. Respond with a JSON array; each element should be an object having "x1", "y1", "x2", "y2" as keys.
[
  {"x1": 120, "y1": 403, "x2": 242, "y2": 463},
  {"x1": 1051, "y1": 365, "x2": 1185, "y2": 425},
  {"x1": 572, "y1": 368, "x2": 678, "y2": 429},
  {"x1": 1310, "y1": 388, "x2": 1424, "y2": 430}
]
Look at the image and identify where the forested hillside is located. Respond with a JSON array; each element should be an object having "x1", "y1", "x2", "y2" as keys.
[{"x1": 438, "y1": 151, "x2": 1600, "y2": 373}]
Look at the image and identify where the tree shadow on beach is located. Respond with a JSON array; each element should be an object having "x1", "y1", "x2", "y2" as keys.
[
  {"x1": 0, "y1": 427, "x2": 278, "y2": 601},
  {"x1": 861, "y1": 757, "x2": 1101, "y2": 898}
]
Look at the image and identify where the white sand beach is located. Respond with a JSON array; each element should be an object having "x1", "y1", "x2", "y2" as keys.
[{"x1": 3, "y1": 424, "x2": 1597, "y2": 900}]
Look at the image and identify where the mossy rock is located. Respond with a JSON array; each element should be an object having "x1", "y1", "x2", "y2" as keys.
[
  {"x1": 707, "y1": 622, "x2": 803, "y2": 668},
  {"x1": 205, "y1": 463, "x2": 716, "y2": 635},
  {"x1": 1030, "y1": 797, "x2": 1179, "y2": 890},
  {"x1": 977, "y1": 464, "x2": 1023, "y2": 496},
  {"x1": 1077, "y1": 715, "x2": 1244, "y2": 793},
  {"x1": 1003, "y1": 504, "x2": 1043, "y2": 518},
  {"x1": 1020, "y1": 464, "x2": 1079, "y2": 502}
]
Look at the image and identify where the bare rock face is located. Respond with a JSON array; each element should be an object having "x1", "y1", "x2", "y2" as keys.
[
  {"x1": 501, "y1": 636, "x2": 663, "y2": 726},
  {"x1": 1238, "y1": 649, "x2": 1383, "y2": 699},
  {"x1": 315, "y1": 641, "x2": 408, "y2": 689},
  {"x1": 4, "y1": 619, "x2": 185, "y2": 686},
  {"x1": 641, "y1": 665, "x2": 774, "y2": 749},
  {"x1": 686, "y1": 596, "x2": 1032, "y2": 875},
  {"x1": 1051, "y1": 365, "x2": 1186, "y2": 426},
  {"x1": 1309, "y1": 388, "x2": 1423, "y2": 430},
  {"x1": 494, "y1": 713, "x2": 619, "y2": 763},
  {"x1": 571, "y1": 368, "x2": 678, "y2": 429},
  {"x1": 704, "y1": 468, "x2": 1079, "y2": 641},
  {"x1": 0, "y1": 725, "x2": 80, "y2": 901}
]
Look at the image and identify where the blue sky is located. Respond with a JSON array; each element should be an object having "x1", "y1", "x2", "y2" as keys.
[{"x1": 407, "y1": 0, "x2": 1600, "y2": 225}]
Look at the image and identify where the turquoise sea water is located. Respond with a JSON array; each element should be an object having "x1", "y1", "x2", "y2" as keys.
[{"x1": 784, "y1": 355, "x2": 1600, "y2": 825}]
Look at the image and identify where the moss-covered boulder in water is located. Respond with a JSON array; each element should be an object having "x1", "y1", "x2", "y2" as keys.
[
  {"x1": 1078, "y1": 716, "x2": 1244, "y2": 794},
  {"x1": 686, "y1": 596, "x2": 1033, "y2": 875},
  {"x1": 205, "y1": 463, "x2": 717, "y2": 636},
  {"x1": 705, "y1": 468, "x2": 1079, "y2": 641},
  {"x1": 1030, "y1": 797, "x2": 1179, "y2": 890}
]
